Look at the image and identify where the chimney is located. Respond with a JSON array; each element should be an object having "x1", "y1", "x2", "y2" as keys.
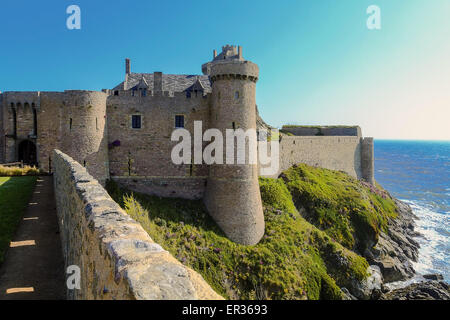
[
  {"x1": 213, "y1": 49, "x2": 217, "y2": 59},
  {"x1": 238, "y1": 46, "x2": 243, "y2": 60},
  {"x1": 154, "y1": 72, "x2": 163, "y2": 95},
  {"x1": 125, "y1": 58, "x2": 131, "y2": 74}
]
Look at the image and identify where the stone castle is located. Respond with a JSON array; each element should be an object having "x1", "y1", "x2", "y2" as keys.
[{"x1": 0, "y1": 45, "x2": 374, "y2": 245}]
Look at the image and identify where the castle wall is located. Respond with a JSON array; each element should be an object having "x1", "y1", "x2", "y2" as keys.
[
  {"x1": 2, "y1": 92, "x2": 41, "y2": 163},
  {"x1": 282, "y1": 126, "x2": 362, "y2": 137},
  {"x1": 36, "y1": 92, "x2": 65, "y2": 172},
  {"x1": 106, "y1": 92, "x2": 210, "y2": 199},
  {"x1": 52, "y1": 149, "x2": 221, "y2": 300},
  {"x1": 260, "y1": 136, "x2": 364, "y2": 179}
]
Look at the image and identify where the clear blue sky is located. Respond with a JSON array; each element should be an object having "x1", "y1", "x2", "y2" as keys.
[{"x1": 1, "y1": 0, "x2": 449, "y2": 140}]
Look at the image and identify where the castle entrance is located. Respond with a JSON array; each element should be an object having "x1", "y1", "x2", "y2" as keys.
[{"x1": 18, "y1": 140, "x2": 37, "y2": 166}]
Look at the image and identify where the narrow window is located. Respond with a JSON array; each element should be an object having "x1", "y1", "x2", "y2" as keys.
[
  {"x1": 70, "y1": 118, "x2": 73, "y2": 130},
  {"x1": 83, "y1": 160, "x2": 86, "y2": 167},
  {"x1": 232, "y1": 122, "x2": 236, "y2": 130},
  {"x1": 235, "y1": 91, "x2": 239, "y2": 99},
  {"x1": 175, "y1": 115, "x2": 185, "y2": 128},
  {"x1": 189, "y1": 164, "x2": 193, "y2": 176},
  {"x1": 96, "y1": 117, "x2": 98, "y2": 130},
  {"x1": 114, "y1": 90, "x2": 119, "y2": 96},
  {"x1": 12, "y1": 107, "x2": 17, "y2": 137},
  {"x1": 186, "y1": 91, "x2": 191, "y2": 98},
  {"x1": 132, "y1": 89, "x2": 136, "y2": 96},
  {"x1": 33, "y1": 108, "x2": 37, "y2": 135},
  {"x1": 131, "y1": 115, "x2": 141, "y2": 129},
  {"x1": 141, "y1": 89, "x2": 147, "y2": 97}
]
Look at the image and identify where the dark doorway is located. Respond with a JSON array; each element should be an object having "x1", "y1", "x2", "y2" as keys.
[{"x1": 18, "y1": 140, "x2": 37, "y2": 166}]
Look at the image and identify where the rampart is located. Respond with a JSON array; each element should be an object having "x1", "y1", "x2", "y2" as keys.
[
  {"x1": 52, "y1": 149, "x2": 222, "y2": 300},
  {"x1": 260, "y1": 135, "x2": 374, "y2": 182},
  {"x1": 281, "y1": 126, "x2": 362, "y2": 137}
]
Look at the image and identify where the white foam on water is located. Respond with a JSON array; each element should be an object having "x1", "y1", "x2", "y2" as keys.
[{"x1": 401, "y1": 199, "x2": 449, "y2": 282}]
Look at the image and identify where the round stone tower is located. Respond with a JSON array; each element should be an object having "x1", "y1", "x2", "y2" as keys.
[
  {"x1": 60, "y1": 90, "x2": 109, "y2": 184},
  {"x1": 203, "y1": 45, "x2": 265, "y2": 245}
]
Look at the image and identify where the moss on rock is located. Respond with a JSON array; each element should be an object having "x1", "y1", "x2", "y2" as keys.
[{"x1": 280, "y1": 164, "x2": 398, "y2": 253}]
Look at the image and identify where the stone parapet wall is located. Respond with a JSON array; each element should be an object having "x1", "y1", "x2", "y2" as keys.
[
  {"x1": 282, "y1": 126, "x2": 361, "y2": 137},
  {"x1": 260, "y1": 136, "x2": 363, "y2": 179},
  {"x1": 53, "y1": 149, "x2": 222, "y2": 300}
]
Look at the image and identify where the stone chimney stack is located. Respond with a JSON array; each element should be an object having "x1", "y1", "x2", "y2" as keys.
[
  {"x1": 238, "y1": 46, "x2": 243, "y2": 60},
  {"x1": 125, "y1": 58, "x2": 131, "y2": 75},
  {"x1": 213, "y1": 49, "x2": 217, "y2": 59},
  {"x1": 154, "y1": 72, "x2": 163, "y2": 95}
]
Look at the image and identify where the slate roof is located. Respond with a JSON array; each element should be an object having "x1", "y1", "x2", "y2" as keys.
[{"x1": 113, "y1": 73, "x2": 212, "y2": 93}]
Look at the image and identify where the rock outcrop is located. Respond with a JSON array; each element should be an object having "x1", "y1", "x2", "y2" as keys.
[
  {"x1": 381, "y1": 281, "x2": 450, "y2": 300},
  {"x1": 364, "y1": 198, "x2": 420, "y2": 283}
]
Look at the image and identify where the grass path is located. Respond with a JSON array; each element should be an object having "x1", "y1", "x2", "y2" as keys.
[{"x1": 0, "y1": 176, "x2": 37, "y2": 264}]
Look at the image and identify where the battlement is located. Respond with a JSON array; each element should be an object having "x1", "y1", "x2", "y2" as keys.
[
  {"x1": 202, "y1": 44, "x2": 244, "y2": 75},
  {"x1": 210, "y1": 60, "x2": 259, "y2": 82}
]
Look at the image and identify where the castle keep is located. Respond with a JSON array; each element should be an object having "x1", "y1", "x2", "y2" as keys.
[{"x1": 0, "y1": 45, "x2": 374, "y2": 245}]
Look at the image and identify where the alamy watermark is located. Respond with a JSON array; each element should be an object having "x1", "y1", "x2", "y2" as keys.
[
  {"x1": 66, "y1": 5, "x2": 81, "y2": 30},
  {"x1": 170, "y1": 121, "x2": 280, "y2": 176},
  {"x1": 66, "y1": 265, "x2": 81, "y2": 290},
  {"x1": 367, "y1": 5, "x2": 381, "y2": 30}
]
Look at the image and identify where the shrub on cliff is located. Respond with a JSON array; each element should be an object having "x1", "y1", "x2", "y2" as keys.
[
  {"x1": 106, "y1": 179, "x2": 368, "y2": 300},
  {"x1": 280, "y1": 164, "x2": 398, "y2": 253}
]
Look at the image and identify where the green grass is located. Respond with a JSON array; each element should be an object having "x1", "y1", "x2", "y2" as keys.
[
  {"x1": 0, "y1": 176, "x2": 38, "y2": 264},
  {"x1": 280, "y1": 164, "x2": 398, "y2": 252},
  {"x1": 106, "y1": 177, "x2": 369, "y2": 300}
]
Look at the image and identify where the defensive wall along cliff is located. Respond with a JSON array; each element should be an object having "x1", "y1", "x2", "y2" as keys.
[
  {"x1": 259, "y1": 133, "x2": 375, "y2": 184},
  {"x1": 52, "y1": 149, "x2": 222, "y2": 300},
  {"x1": 277, "y1": 127, "x2": 374, "y2": 185}
]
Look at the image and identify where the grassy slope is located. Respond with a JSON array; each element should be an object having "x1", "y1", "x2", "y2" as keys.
[
  {"x1": 107, "y1": 171, "x2": 370, "y2": 300},
  {"x1": 280, "y1": 164, "x2": 398, "y2": 253},
  {"x1": 0, "y1": 176, "x2": 37, "y2": 264}
]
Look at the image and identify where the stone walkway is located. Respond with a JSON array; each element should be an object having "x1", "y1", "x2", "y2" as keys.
[{"x1": 0, "y1": 176, "x2": 65, "y2": 300}]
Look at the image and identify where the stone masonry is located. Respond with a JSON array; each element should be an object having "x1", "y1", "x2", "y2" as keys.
[{"x1": 53, "y1": 149, "x2": 222, "y2": 300}]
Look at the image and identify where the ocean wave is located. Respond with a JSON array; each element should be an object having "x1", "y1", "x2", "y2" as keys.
[{"x1": 401, "y1": 199, "x2": 449, "y2": 282}]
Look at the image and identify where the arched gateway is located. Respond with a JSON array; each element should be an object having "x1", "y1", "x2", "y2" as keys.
[{"x1": 18, "y1": 140, "x2": 37, "y2": 166}]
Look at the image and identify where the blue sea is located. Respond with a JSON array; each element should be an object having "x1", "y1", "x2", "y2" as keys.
[{"x1": 375, "y1": 140, "x2": 450, "y2": 283}]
